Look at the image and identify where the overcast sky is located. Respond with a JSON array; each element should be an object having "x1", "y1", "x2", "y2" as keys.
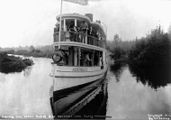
[{"x1": 0, "y1": 0, "x2": 171, "y2": 47}]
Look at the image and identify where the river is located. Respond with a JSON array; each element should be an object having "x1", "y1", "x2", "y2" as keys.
[
  {"x1": 0, "y1": 58, "x2": 53, "y2": 116},
  {"x1": 0, "y1": 57, "x2": 171, "y2": 120}
]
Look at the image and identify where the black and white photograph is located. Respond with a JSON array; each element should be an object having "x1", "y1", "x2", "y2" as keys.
[{"x1": 0, "y1": 0, "x2": 171, "y2": 120}]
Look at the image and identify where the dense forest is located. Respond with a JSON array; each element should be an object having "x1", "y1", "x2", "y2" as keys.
[{"x1": 108, "y1": 26, "x2": 171, "y2": 89}]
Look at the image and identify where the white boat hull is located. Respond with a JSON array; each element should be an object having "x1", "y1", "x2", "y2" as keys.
[
  {"x1": 50, "y1": 68, "x2": 108, "y2": 116},
  {"x1": 51, "y1": 65, "x2": 108, "y2": 91}
]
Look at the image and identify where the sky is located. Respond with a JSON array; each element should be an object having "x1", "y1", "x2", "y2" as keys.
[{"x1": 0, "y1": 0, "x2": 171, "y2": 48}]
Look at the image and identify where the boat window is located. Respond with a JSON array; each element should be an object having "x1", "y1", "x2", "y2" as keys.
[
  {"x1": 52, "y1": 46, "x2": 103, "y2": 67},
  {"x1": 53, "y1": 46, "x2": 103, "y2": 67},
  {"x1": 54, "y1": 46, "x2": 79, "y2": 66},
  {"x1": 80, "y1": 48, "x2": 103, "y2": 67},
  {"x1": 80, "y1": 48, "x2": 93, "y2": 66}
]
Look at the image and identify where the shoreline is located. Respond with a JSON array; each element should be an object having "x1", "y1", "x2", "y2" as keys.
[{"x1": 0, "y1": 53, "x2": 34, "y2": 73}]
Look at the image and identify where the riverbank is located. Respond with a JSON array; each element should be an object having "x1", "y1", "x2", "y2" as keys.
[
  {"x1": 108, "y1": 27, "x2": 171, "y2": 89},
  {"x1": 0, "y1": 53, "x2": 34, "y2": 73},
  {"x1": 0, "y1": 45, "x2": 53, "y2": 58}
]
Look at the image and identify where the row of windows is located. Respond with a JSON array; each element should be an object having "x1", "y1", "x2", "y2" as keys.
[{"x1": 52, "y1": 46, "x2": 103, "y2": 68}]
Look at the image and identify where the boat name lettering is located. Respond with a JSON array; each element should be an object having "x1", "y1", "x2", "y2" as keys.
[{"x1": 72, "y1": 68, "x2": 87, "y2": 72}]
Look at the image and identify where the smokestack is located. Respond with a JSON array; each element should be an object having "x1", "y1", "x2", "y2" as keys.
[{"x1": 85, "y1": 13, "x2": 93, "y2": 22}]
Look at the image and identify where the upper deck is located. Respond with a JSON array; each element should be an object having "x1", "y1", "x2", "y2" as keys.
[{"x1": 53, "y1": 13, "x2": 106, "y2": 49}]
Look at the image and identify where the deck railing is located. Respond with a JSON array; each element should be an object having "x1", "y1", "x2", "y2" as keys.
[{"x1": 53, "y1": 31, "x2": 104, "y2": 47}]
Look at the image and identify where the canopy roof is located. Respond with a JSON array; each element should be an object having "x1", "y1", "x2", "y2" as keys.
[{"x1": 56, "y1": 13, "x2": 91, "y2": 23}]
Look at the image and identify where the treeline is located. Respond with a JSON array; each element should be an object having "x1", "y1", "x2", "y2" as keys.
[
  {"x1": 128, "y1": 27, "x2": 171, "y2": 89},
  {"x1": 107, "y1": 27, "x2": 171, "y2": 64},
  {"x1": 0, "y1": 45, "x2": 54, "y2": 58},
  {"x1": 107, "y1": 34, "x2": 135, "y2": 63},
  {"x1": 0, "y1": 53, "x2": 33, "y2": 73},
  {"x1": 108, "y1": 26, "x2": 171, "y2": 89}
]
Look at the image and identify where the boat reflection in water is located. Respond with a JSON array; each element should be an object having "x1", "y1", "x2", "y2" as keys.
[
  {"x1": 50, "y1": 78, "x2": 108, "y2": 119},
  {"x1": 110, "y1": 61, "x2": 127, "y2": 82}
]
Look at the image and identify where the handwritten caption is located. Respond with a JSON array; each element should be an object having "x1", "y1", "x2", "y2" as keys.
[
  {"x1": 148, "y1": 114, "x2": 171, "y2": 120},
  {"x1": 0, "y1": 115, "x2": 54, "y2": 119},
  {"x1": 0, "y1": 115, "x2": 112, "y2": 119}
]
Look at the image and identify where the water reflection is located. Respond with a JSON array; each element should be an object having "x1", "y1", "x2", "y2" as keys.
[
  {"x1": 0, "y1": 58, "x2": 53, "y2": 116},
  {"x1": 107, "y1": 67, "x2": 171, "y2": 120},
  {"x1": 110, "y1": 60, "x2": 171, "y2": 90},
  {"x1": 23, "y1": 66, "x2": 32, "y2": 77},
  {"x1": 110, "y1": 61, "x2": 126, "y2": 82},
  {"x1": 129, "y1": 62, "x2": 171, "y2": 89}
]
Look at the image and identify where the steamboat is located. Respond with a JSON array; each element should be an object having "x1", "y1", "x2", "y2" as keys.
[{"x1": 50, "y1": 13, "x2": 108, "y2": 116}]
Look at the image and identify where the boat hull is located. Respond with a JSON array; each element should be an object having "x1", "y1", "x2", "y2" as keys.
[
  {"x1": 51, "y1": 65, "x2": 108, "y2": 91},
  {"x1": 50, "y1": 71, "x2": 107, "y2": 118},
  {"x1": 53, "y1": 72, "x2": 105, "y2": 91}
]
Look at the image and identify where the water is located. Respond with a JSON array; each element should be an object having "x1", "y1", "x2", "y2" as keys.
[
  {"x1": 108, "y1": 64, "x2": 171, "y2": 120},
  {"x1": 0, "y1": 57, "x2": 171, "y2": 120},
  {"x1": 0, "y1": 58, "x2": 53, "y2": 116}
]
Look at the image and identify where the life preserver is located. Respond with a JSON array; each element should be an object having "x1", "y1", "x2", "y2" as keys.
[{"x1": 52, "y1": 50, "x2": 64, "y2": 63}]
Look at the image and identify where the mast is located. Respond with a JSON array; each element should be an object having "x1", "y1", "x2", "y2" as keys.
[
  {"x1": 52, "y1": 0, "x2": 63, "y2": 94},
  {"x1": 59, "y1": 0, "x2": 63, "y2": 49}
]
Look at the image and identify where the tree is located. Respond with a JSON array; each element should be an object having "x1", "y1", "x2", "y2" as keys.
[
  {"x1": 113, "y1": 34, "x2": 121, "y2": 43},
  {"x1": 29, "y1": 46, "x2": 35, "y2": 52}
]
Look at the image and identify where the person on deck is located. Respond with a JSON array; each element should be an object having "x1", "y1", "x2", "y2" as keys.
[
  {"x1": 84, "y1": 54, "x2": 91, "y2": 66},
  {"x1": 80, "y1": 21, "x2": 88, "y2": 43}
]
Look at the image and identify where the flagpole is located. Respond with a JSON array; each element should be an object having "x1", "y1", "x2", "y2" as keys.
[
  {"x1": 53, "y1": 0, "x2": 63, "y2": 94},
  {"x1": 59, "y1": 0, "x2": 63, "y2": 49}
]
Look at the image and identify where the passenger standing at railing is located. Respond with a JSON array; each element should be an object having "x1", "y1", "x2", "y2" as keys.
[
  {"x1": 80, "y1": 21, "x2": 88, "y2": 43},
  {"x1": 87, "y1": 26, "x2": 92, "y2": 44},
  {"x1": 97, "y1": 32, "x2": 101, "y2": 46},
  {"x1": 73, "y1": 26, "x2": 79, "y2": 42},
  {"x1": 89, "y1": 26, "x2": 93, "y2": 35},
  {"x1": 65, "y1": 31, "x2": 70, "y2": 41},
  {"x1": 54, "y1": 24, "x2": 59, "y2": 32},
  {"x1": 90, "y1": 28, "x2": 96, "y2": 45},
  {"x1": 99, "y1": 54, "x2": 103, "y2": 69},
  {"x1": 84, "y1": 54, "x2": 91, "y2": 66},
  {"x1": 80, "y1": 22, "x2": 84, "y2": 43},
  {"x1": 53, "y1": 24, "x2": 60, "y2": 42},
  {"x1": 55, "y1": 22, "x2": 60, "y2": 31},
  {"x1": 68, "y1": 25, "x2": 75, "y2": 41}
]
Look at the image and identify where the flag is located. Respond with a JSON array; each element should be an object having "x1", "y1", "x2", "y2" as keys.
[{"x1": 63, "y1": 0, "x2": 88, "y2": 5}]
